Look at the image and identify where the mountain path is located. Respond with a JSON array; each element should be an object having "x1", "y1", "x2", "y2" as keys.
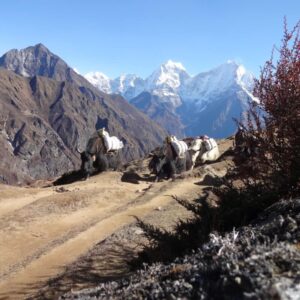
[
  {"x1": 0, "y1": 138, "x2": 233, "y2": 299},
  {"x1": 0, "y1": 171, "x2": 205, "y2": 299}
]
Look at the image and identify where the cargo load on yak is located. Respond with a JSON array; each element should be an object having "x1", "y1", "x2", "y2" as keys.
[
  {"x1": 202, "y1": 135, "x2": 218, "y2": 151},
  {"x1": 98, "y1": 128, "x2": 124, "y2": 152},
  {"x1": 166, "y1": 135, "x2": 188, "y2": 158}
]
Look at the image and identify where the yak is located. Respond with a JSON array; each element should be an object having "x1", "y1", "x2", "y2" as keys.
[
  {"x1": 78, "y1": 134, "x2": 122, "y2": 179},
  {"x1": 149, "y1": 136, "x2": 221, "y2": 181},
  {"x1": 234, "y1": 127, "x2": 260, "y2": 162},
  {"x1": 189, "y1": 137, "x2": 220, "y2": 166},
  {"x1": 148, "y1": 142, "x2": 193, "y2": 181}
]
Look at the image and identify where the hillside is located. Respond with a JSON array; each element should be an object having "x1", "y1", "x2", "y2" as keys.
[
  {"x1": 0, "y1": 138, "x2": 232, "y2": 299},
  {"x1": 130, "y1": 91, "x2": 185, "y2": 136},
  {"x1": 0, "y1": 137, "x2": 298, "y2": 299},
  {"x1": 0, "y1": 44, "x2": 167, "y2": 185}
]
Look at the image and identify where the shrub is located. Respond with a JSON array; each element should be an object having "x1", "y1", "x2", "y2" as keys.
[{"x1": 240, "y1": 19, "x2": 300, "y2": 198}]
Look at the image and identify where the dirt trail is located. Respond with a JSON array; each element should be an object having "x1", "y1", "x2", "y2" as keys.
[
  {"x1": 0, "y1": 172, "x2": 205, "y2": 299},
  {"x1": 0, "y1": 138, "x2": 233, "y2": 299}
]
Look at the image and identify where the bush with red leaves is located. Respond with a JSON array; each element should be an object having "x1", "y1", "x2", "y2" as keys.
[{"x1": 240, "y1": 20, "x2": 300, "y2": 198}]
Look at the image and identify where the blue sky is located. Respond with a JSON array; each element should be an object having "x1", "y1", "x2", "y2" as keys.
[{"x1": 0, "y1": 0, "x2": 299, "y2": 78}]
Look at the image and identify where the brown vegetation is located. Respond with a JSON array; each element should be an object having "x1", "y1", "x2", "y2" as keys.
[{"x1": 239, "y1": 19, "x2": 300, "y2": 199}]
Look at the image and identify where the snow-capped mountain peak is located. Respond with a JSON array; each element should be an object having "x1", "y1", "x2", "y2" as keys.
[
  {"x1": 180, "y1": 61, "x2": 255, "y2": 106},
  {"x1": 84, "y1": 60, "x2": 256, "y2": 112},
  {"x1": 85, "y1": 71, "x2": 110, "y2": 83},
  {"x1": 85, "y1": 71, "x2": 112, "y2": 94},
  {"x1": 146, "y1": 60, "x2": 190, "y2": 91},
  {"x1": 162, "y1": 60, "x2": 186, "y2": 71},
  {"x1": 113, "y1": 74, "x2": 142, "y2": 91},
  {"x1": 236, "y1": 64, "x2": 246, "y2": 81},
  {"x1": 83, "y1": 60, "x2": 256, "y2": 138},
  {"x1": 142, "y1": 61, "x2": 190, "y2": 108},
  {"x1": 111, "y1": 74, "x2": 145, "y2": 99},
  {"x1": 235, "y1": 65, "x2": 259, "y2": 103},
  {"x1": 236, "y1": 64, "x2": 254, "y2": 88}
]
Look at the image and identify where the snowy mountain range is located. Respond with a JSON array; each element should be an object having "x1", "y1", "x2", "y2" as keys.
[{"x1": 85, "y1": 60, "x2": 256, "y2": 138}]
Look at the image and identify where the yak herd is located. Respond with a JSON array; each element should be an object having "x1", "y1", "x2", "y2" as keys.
[{"x1": 77, "y1": 129, "x2": 221, "y2": 181}]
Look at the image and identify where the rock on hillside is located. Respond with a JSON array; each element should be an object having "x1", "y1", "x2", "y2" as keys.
[{"x1": 0, "y1": 66, "x2": 166, "y2": 185}]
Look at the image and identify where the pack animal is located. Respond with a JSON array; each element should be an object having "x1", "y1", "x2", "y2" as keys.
[
  {"x1": 188, "y1": 138, "x2": 203, "y2": 169},
  {"x1": 78, "y1": 134, "x2": 122, "y2": 179},
  {"x1": 148, "y1": 139, "x2": 193, "y2": 181},
  {"x1": 234, "y1": 127, "x2": 259, "y2": 159},
  {"x1": 189, "y1": 136, "x2": 220, "y2": 167}
]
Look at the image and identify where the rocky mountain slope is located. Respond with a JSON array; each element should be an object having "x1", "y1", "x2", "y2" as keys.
[
  {"x1": 130, "y1": 91, "x2": 184, "y2": 136},
  {"x1": 0, "y1": 45, "x2": 167, "y2": 185},
  {"x1": 0, "y1": 43, "x2": 86, "y2": 87},
  {"x1": 86, "y1": 60, "x2": 256, "y2": 138}
]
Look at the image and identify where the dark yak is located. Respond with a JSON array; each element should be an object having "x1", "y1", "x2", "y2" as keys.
[
  {"x1": 79, "y1": 133, "x2": 122, "y2": 179},
  {"x1": 148, "y1": 142, "x2": 193, "y2": 181},
  {"x1": 234, "y1": 126, "x2": 260, "y2": 160}
]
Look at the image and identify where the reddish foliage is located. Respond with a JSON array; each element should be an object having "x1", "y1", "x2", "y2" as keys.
[{"x1": 240, "y1": 19, "x2": 300, "y2": 198}]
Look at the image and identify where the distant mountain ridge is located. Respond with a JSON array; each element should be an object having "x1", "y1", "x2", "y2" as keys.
[
  {"x1": 85, "y1": 60, "x2": 256, "y2": 138},
  {"x1": 0, "y1": 44, "x2": 167, "y2": 185},
  {"x1": 0, "y1": 44, "x2": 84, "y2": 86}
]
